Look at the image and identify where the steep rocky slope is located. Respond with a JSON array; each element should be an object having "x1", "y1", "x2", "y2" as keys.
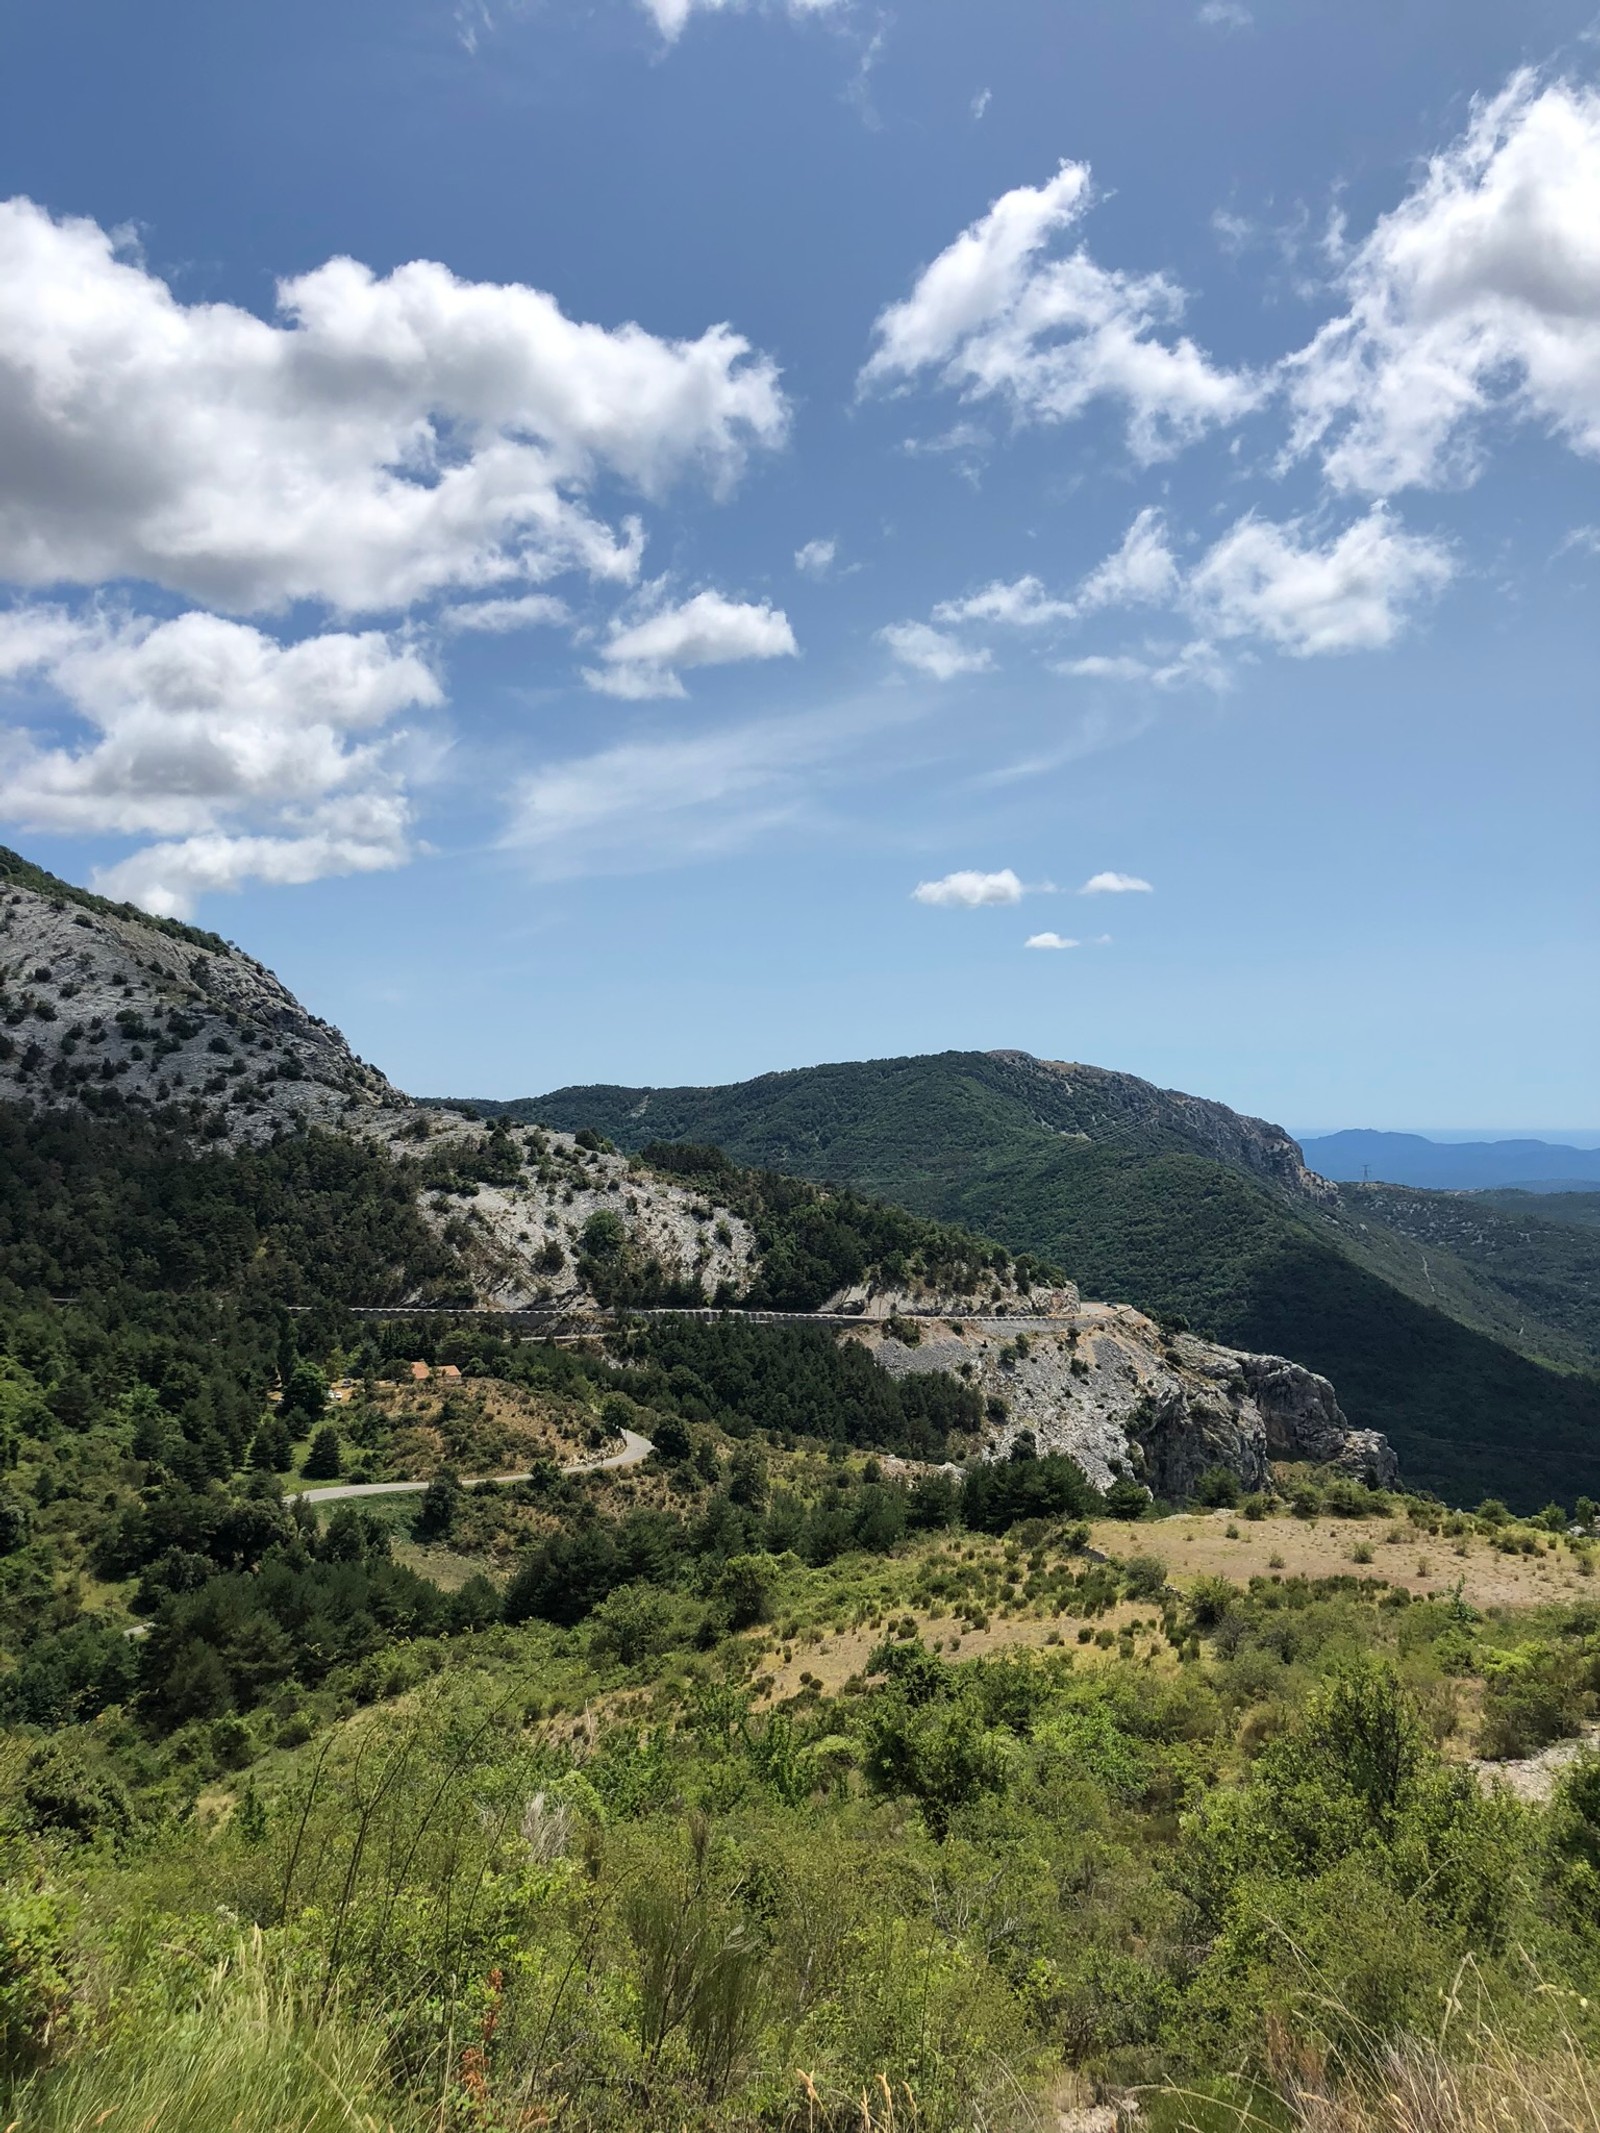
[
  {"x1": 0, "y1": 846, "x2": 401, "y2": 1141},
  {"x1": 857, "y1": 1309, "x2": 1395, "y2": 1496},
  {"x1": 351, "y1": 1108, "x2": 760, "y2": 1311}
]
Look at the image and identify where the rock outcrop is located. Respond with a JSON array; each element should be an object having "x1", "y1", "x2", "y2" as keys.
[
  {"x1": 856, "y1": 1308, "x2": 1397, "y2": 1494},
  {"x1": 351, "y1": 1108, "x2": 758, "y2": 1310}
]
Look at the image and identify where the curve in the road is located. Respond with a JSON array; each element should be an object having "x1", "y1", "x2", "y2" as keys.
[{"x1": 287, "y1": 1425, "x2": 654, "y2": 1506}]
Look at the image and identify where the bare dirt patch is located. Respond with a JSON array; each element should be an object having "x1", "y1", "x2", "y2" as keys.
[{"x1": 1471, "y1": 1725, "x2": 1600, "y2": 1803}]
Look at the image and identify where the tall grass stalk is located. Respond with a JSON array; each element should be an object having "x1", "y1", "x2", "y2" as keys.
[
  {"x1": 3, "y1": 1932, "x2": 420, "y2": 2133},
  {"x1": 1281, "y1": 2029, "x2": 1600, "y2": 2133},
  {"x1": 1158, "y1": 2017, "x2": 1600, "y2": 2133}
]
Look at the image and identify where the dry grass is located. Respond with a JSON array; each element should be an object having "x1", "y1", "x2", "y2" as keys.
[
  {"x1": 749, "y1": 1600, "x2": 1164, "y2": 1705},
  {"x1": 1095, "y1": 1512, "x2": 1594, "y2": 1612},
  {"x1": 1155, "y1": 1972, "x2": 1600, "y2": 2133},
  {"x1": 1275, "y1": 2029, "x2": 1600, "y2": 2133}
]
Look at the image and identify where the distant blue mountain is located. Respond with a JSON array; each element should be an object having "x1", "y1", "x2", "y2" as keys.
[{"x1": 1299, "y1": 1130, "x2": 1600, "y2": 1192}]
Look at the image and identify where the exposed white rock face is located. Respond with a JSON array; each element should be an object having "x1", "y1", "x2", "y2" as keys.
[
  {"x1": 0, "y1": 871, "x2": 402, "y2": 1143},
  {"x1": 822, "y1": 1280, "x2": 1081, "y2": 1319},
  {"x1": 855, "y1": 1307, "x2": 1397, "y2": 1493},
  {"x1": 352, "y1": 1109, "x2": 758, "y2": 1310}
]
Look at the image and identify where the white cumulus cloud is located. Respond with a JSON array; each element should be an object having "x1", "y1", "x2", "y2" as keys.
[
  {"x1": 1186, "y1": 506, "x2": 1453, "y2": 654},
  {"x1": 584, "y1": 589, "x2": 798, "y2": 699},
  {"x1": 861, "y1": 161, "x2": 1258, "y2": 460},
  {"x1": 913, "y1": 867, "x2": 1024, "y2": 907},
  {"x1": 1079, "y1": 871, "x2": 1152, "y2": 894},
  {"x1": 1057, "y1": 503, "x2": 1449, "y2": 674},
  {"x1": 879, "y1": 621, "x2": 993, "y2": 680},
  {"x1": 1025, "y1": 931, "x2": 1078, "y2": 949},
  {"x1": 0, "y1": 196, "x2": 787, "y2": 617},
  {"x1": 94, "y1": 799, "x2": 415, "y2": 920},
  {"x1": 1285, "y1": 72, "x2": 1600, "y2": 493},
  {"x1": 0, "y1": 604, "x2": 438, "y2": 913}
]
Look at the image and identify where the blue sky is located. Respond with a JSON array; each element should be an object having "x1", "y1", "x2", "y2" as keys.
[{"x1": 0, "y1": 0, "x2": 1596, "y2": 1129}]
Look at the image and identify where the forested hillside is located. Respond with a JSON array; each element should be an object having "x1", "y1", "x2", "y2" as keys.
[{"x1": 518, "y1": 1053, "x2": 1600, "y2": 1505}]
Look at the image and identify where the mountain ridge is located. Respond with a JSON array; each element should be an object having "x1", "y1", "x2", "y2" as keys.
[
  {"x1": 499, "y1": 1051, "x2": 1600, "y2": 1504},
  {"x1": 0, "y1": 847, "x2": 1401, "y2": 1501}
]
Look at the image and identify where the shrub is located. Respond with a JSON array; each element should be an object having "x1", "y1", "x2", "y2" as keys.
[
  {"x1": 1188, "y1": 1577, "x2": 1235, "y2": 1631},
  {"x1": 1195, "y1": 1466, "x2": 1241, "y2": 1509},
  {"x1": 412, "y1": 1468, "x2": 462, "y2": 1542},
  {"x1": 0, "y1": 1879, "x2": 75, "y2": 2076},
  {"x1": 1123, "y1": 1554, "x2": 1170, "y2": 1601},
  {"x1": 589, "y1": 1580, "x2": 674, "y2": 1665},
  {"x1": 580, "y1": 1209, "x2": 626, "y2": 1260},
  {"x1": 1548, "y1": 1749, "x2": 1600, "y2": 1921},
  {"x1": 716, "y1": 1553, "x2": 776, "y2": 1630},
  {"x1": 1478, "y1": 1661, "x2": 1586, "y2": 1761},
  {"x1": 1104, "y1": 1476, "x2": 1150, "y2": 1521}
]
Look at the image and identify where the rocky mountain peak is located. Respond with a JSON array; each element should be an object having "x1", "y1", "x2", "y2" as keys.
[{"x1": 0, "y1": 846, "x2": 404, "y2": 1143}]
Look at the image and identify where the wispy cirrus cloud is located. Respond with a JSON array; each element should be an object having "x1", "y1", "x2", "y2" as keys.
[
  {"x1": 500, "y1": 693, "x2": 911, "y2": 880},
  {"x1": 438, "y1": 594, "x2": 571, "y2": 634}
]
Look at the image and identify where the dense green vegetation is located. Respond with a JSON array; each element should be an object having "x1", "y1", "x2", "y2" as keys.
[
  {"x1": 1328, "y1": 1180, "x2": 1600, "y2": 1372},
  {"x1": 4, "y1": 1501, "x2": 1600, "y2": 2132},
  {"x1": 519, "y1": 1055, "x2": 1600, "y2": 1508},
  {"x1": 639, "y1": 1136, "x2": 1059, "y2": 1310},
  {"x1": 0, "y1": 1102, "x2": 466, "y2": 1671}
]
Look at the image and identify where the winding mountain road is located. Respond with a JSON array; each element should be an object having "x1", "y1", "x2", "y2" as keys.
[{"x1": 287, "y1": 1425, "x2": 655, "y2": 1506}]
